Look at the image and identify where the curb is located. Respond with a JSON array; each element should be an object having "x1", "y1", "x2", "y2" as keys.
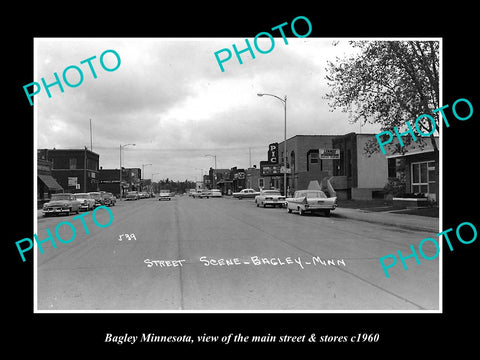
[{"x1": 334, "y1": 208, "x2": 439, "y2": 233}]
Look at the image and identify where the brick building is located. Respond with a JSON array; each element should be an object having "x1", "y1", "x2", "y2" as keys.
[
  {"x1": 38, "y1": 148, "x2": 100, "y2": 193},
  {"x1": 98, "y1": 167, "x2": 142, "y2": 197}
]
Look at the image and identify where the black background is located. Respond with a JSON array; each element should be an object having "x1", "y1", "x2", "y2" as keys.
[{"x1": 5, "y1": 4, "x2": 478, "y2": 355}]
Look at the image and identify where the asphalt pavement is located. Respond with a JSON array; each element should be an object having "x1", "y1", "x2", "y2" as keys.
[{"x1": 35, "y1": 195, "x2": 440, "y2": 311}]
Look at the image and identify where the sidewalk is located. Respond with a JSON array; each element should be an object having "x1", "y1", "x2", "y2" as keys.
[{"x1": 334, "y1": 207, "x2": 439, "y2": 233}]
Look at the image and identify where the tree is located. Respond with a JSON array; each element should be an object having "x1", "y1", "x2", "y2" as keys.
[{"x1": 324, "y1": 40, "x2": 440, "y2": 155}]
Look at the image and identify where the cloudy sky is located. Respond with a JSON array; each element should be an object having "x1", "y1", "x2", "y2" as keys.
[{"x1": 35, "y1": 37, "x2": 380, "y2": 181}]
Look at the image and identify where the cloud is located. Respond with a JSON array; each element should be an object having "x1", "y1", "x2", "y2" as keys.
[{"x1": 36, "y1": 37, "x2": 380, "y2": 180}]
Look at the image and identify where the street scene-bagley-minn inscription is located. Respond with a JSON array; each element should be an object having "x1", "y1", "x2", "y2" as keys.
[{"x1": 34, "y1": 35, "x2": 440, "y2": 311}]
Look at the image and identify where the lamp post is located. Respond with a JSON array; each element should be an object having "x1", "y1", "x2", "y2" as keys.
[
  {"x1": 119, "y1": 143, "x2": 135, "y2": 200},
  {"x1": 204, "y1": 154, "x2": 217, "y2": 188},
  {"x1": 257, "y1": 93, "x2": 287, "y2": 196},
  {"x1": 142, "y1": 163, "x2": 152, "y2": 191}
]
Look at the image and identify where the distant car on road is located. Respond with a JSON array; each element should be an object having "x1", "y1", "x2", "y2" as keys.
[
  {"x1": 188, "y1": 189, "x2": 197, "y2": 197},
  {"x1": 74, "y1": 193, "x2": 96, "y2": 211},
  {"x1": 158, "y1": 189, "x2": 172, "y2": 201},
  {"x1": 232, "y1": 188, "x2": 260, "y2": 199},
  {"x1": 43, "y1": 193, "x2": 81, "y2": 216},
  {"x1": 255, "y1": 189, "x2": 286, "y2": 208},
  {"x1": 89, "y1": 192, "x2": 105, "y2": 207},
  {"x1": 125, "y1": 191, "x2": 139, "y2": 201},
  {"x1": 101, "y1": 192, "x2": 116, "y2": 206},
  {"x1": 286, "y1": 190, "x2": 337, "y2": 216}
]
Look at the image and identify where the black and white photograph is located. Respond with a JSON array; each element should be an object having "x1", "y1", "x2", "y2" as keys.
[{"x1": 33, "y1": 37, "x2": 441, "y2": 312}]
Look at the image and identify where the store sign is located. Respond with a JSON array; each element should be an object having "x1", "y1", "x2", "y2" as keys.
[
  {"x1": 319, "y1": 148, "x2": 340, "y2": 160},
  {"x1": 260, "y1": 161, "x2": 282, "y2": 176},
  {"x1": 68, "y1": 177, "x2": 78, "y2": 186},
  {"x1": 268, "y1": 143, "x2": 279, "y2": 164}
]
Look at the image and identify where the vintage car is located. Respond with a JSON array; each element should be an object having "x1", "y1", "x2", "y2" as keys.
[
  {"x1": 255, "y1": 189, "x2": 286, "y2": 208},
  {"x1": 192, "y1": 189, "x2": 211, "y2": 198},
  {"x1": 125, "y1": 191, "x2": 139, "y2": 200},
  {"x1": 88, "y1": 192, "x2": 105, "y2": 207},
  {"x1": 158, "y1": 189, "x2": 172, "y2": 201},
  {"x1": 43, "y1": 193, "x2": 81, "y2": 216},
  {"x1": 232, "y1": 188, "x2": 260, "y2": 199},
  {"x1": 210, "y1": 189, "x2": 222, "y2": 198},
  {"x1": 74, "y1": 193, "x2": 96, "y2": 211},
  {"x1": 101, "y1": 192, "x2": 116, "y2": 206},
  {"x1": 286, "y1": 190, "x2": 337, "y2": 216}
]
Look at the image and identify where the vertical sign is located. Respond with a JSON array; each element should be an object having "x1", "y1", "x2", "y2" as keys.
[{"x1": 268, "y1": 143, "x2": 279, "y2": 164}]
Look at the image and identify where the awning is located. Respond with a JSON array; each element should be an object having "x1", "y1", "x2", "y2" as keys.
[{"x1": 38, "y1": 174, "x2": 63, "y2": 191}]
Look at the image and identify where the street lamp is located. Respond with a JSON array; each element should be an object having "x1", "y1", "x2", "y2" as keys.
[
  {"x1": 119, "y1": 143, "x2": 135, "y2": 200},
  {"x1": 141, "y1": 163, "x2": 152, "y2": 192},
  {"x1": 257, "y1": 93, "x2": 287, "y2": 196},
  {"x1": 204, "y1": 154, "x2": 217, "y2": 188}
]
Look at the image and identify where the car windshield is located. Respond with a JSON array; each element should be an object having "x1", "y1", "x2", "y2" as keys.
[
  {"x1": 51, "y1": 194, "x2": 72, "y2": 201},
  {"x1": 75, "y1": 193, "x2": 89, "y2": 198},
  {"x1": 101, "y1": 193, "x2": 111, "y2": 197},
  {"x1": 127, "y1": 192, "x2": 136, "y2": 195},
  {"x1": 160, "y1": 190, "x2": 169, "y2": 194},
  {"x1": 263, "y1": 190, "x2": 281, "y2": 195},
  {"x1": 90, "y1": 193, "x2": 101, "y2": 199}
]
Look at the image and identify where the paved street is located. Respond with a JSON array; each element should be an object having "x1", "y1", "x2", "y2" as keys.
[{"x1": 36, "y1": 196, "x2": 440, "y2": 311}]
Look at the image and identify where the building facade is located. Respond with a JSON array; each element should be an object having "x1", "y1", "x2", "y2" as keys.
[
  {"x1": 37, "y1": 156, "x2": 63, "y2": 207},
  {"x1": 38, "y1": 148, "x2": 100, "y2": 193},
  {"x1": 98, "y1": 167, "x2": 142, "y2": 197}
]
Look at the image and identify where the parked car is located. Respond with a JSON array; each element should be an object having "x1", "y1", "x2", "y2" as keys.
[
  {"x1": 210, "y1": 189, "x2": 222, "y2": 197},
  {"x1": 188, "y1": 189, "x2": 197, "y2": 197},
  {"x1": 43, "y1": 193, "x2": 81, "y2": 216},
  {"x1": 191, "y1": 189, "x2": 208, "y2": 198},
  {"x1": 232, "y1": 188, "x2": 260, "y2": 199},
  {"x1": 286, "y1": 190, "x2": 337, "y2": 216},
  {"x1": 125, "y1": 191, "x2": 139, "y2": 200},
  {"x1": 158, "y1": 189, "x2": 172, "y2": 201},
  {"x1": 74, "y1": 192, "x2": 96, "y2": 211},
  {"x1": 255, "y1": 189, "x2": 286, "y2": 208},
  {"x1": 89, "y1": 192, "x2": 105, "y2": 207},
  {"x1": 101, "y1": 192, "x2": 116, "y2": 206}
]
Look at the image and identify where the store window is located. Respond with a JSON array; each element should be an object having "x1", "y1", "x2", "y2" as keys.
[
  {"x1": 411, "y1": 161, "x2": 435, "y2": 194},
  {"x1": 69, "y1": 158, "x2": 77, "y2": 169}
]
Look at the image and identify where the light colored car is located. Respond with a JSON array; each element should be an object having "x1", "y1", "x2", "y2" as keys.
[
  {"x1": 192, "y1": 189, "x2": 211, "y2": 198},
  {"x1": 232, "y1": 188, "x2": 260, "y2": 199},
  {"x1": 210, "y1": 189, "x2": 222, "y2": 197},
  {"x1": 125, "y1": 191, "x2": 139, "y2": 200},
  {"x1": 255, "y1": 189, "x2": 286, "y2": 208},
  {"x1": 158, "y1": 189, "x2": 171, "y2": 201},
  {"x1": 286, "y1": 190, "x2": 337, "y2": 216},
  {"x1": 188, "y1": 189, "x2": 197, "y2": 197},
  {"x1": 43, "y1": 193, "x2": 81, "y2": 216},
  {"x1": 74, "y1": 192, "x2": 96, "y2": 211}
]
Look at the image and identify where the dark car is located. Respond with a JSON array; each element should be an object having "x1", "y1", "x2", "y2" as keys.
[
  {"x1": 88, "y1": 192, "x2": 104, "y2": 207},
  {"x1": 101, "y1": 192, "x2": 116, "y2": 206}
]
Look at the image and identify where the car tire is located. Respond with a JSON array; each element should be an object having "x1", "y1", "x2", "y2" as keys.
[
  {"x1": 299, "y1": 208, "x2": 305, "y2": 216},
  {"x1": 263, "y1": 203, "x2": 266, "y2": 208},
  {"x1": 239, "y1": 197, "x2": 242, "y2": 200},
  {"x1": 324, "y1": 210, "x2": 331, "y2": 217},
  {"x1": 256, "y1": 202, "x2": 259, "y2": 207},
  {"x1": 287, "y1": 208, "x2": 292, "y2": 213}
]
